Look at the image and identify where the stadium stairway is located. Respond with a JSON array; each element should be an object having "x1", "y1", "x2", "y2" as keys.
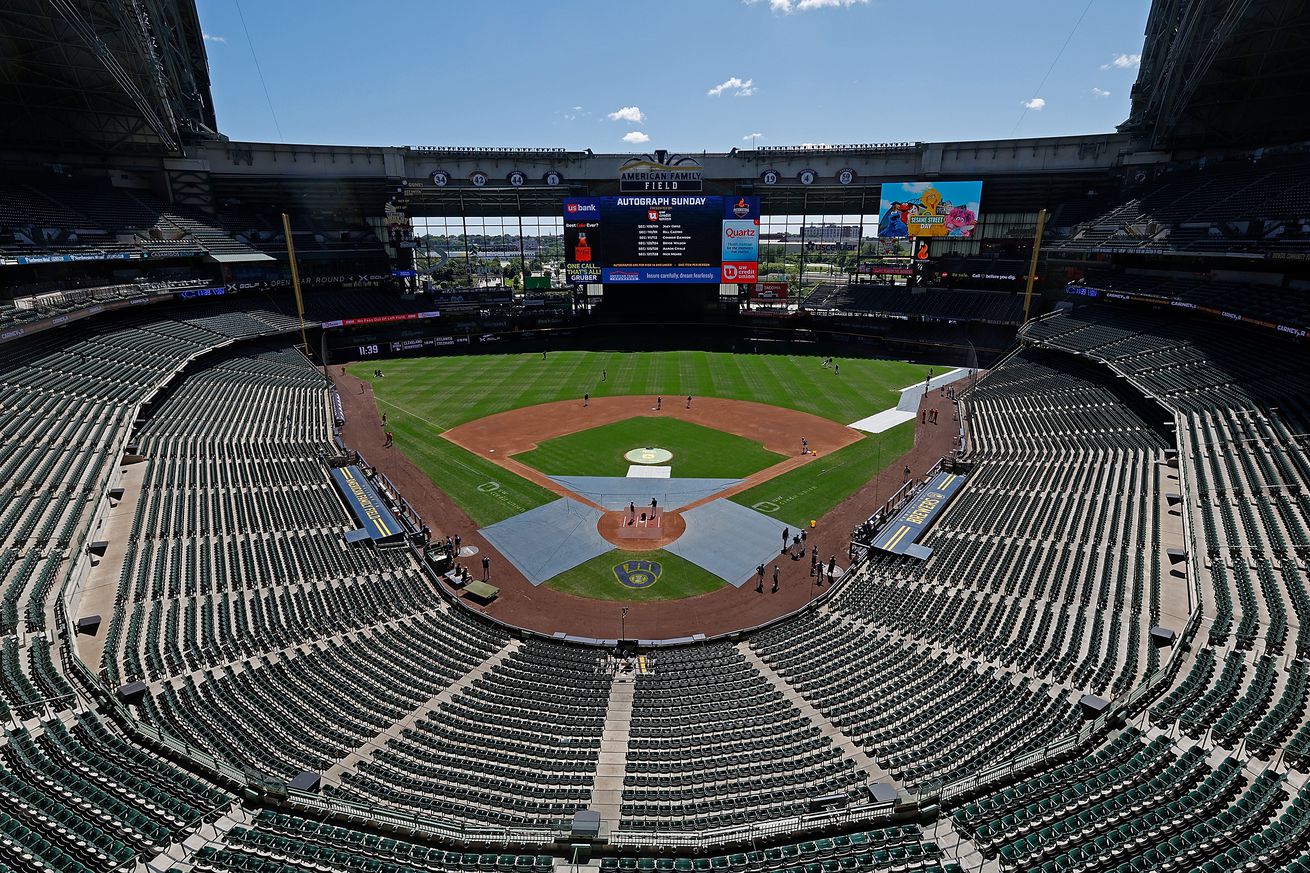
[
  {"x1": 588, "y1": 667, "x2": 636, "y2": 829},
  {"x1": 322, "y1": 637, "x2": 522, "y2": 783},
  {"x1": 737, "y1": 640, "x2": 895, "y2": 788}
]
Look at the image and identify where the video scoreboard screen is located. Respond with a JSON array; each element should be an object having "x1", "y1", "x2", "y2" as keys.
[
  {"x1": 564, "y1": 195, "x2": 760, "y2": 285},
  {"x1": 877, "y1": 181, "x2": 983, "y2": 239}
]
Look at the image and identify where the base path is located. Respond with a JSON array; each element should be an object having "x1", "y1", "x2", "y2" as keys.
[{"x1": 334, "y1": 370, "x2": 961, "y2": 640}]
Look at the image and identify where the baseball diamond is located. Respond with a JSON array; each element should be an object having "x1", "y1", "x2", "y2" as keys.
[{"x1": 367, "y1": 361, "x2": 906, "y2": 613}]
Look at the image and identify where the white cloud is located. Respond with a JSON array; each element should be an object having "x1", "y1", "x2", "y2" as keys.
[
  {"x1": 1022, "y1": 97, "x2": 1047, "y2": 110},
  {"x1": 708, "y1": 76, "x2": 755, "y2": 97},
  {"x1": 608, "y1": 106, "x2": 645, "y2": 123},
  {"x1": 622, "y1": 131, "x2": 651, "y2": 144},
  {"x1": 904, "y1": 182, "x2": 932, "y2": 193},
  {"x1": 202, "y1": 33, "x2": 226, "y2": 43},
  {"x1": 742, "y1": 132, "x2": 765, "y2": 141},
  {"x1": 1091, "y1": 87, "x2": 1111, "y2": 98},
  {"x1": 748, "y1": 0, "x2": 869, "y2": 11},
  {"x1": 1101, "y1": 53, "x2": 1141, "y2": 70}
]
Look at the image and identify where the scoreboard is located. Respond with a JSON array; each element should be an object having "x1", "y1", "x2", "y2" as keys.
[{"x1": 564, "y1": 195, "x2": 759, "y2": 285}]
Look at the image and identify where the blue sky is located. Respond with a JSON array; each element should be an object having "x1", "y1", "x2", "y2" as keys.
[{"x1": 196, "y1": 0, "x2": 1151, "y2": 151}]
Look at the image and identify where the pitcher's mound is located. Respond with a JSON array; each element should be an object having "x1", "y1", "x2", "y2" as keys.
[{"x1": 624, "y1": 447, "x2": 673, "y2": 464}]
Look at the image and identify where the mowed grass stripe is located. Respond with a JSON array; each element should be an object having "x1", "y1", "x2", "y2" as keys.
[
  {"x1": 545, "y1": 549, "x2": 725, "y2": 603},
  {"x1": 786, "y1": 360, "x2": 853, "y2": 421},
  {"x1": 737, "y1": 356, "x2": 782, "y2": 406},
  {"x1": 730, "y1": 422, "x2": 917, "y2": 529},
  {"x1": 512, "y1": 417, "x2": 786, "y2": 479},
  {"x1": 357, "y1": 350, "x2": 938, "y2": 428}
]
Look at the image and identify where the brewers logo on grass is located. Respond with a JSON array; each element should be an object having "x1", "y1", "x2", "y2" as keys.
[{"x1": 614, "y1": 559, "x2": 661, "y2": 589}]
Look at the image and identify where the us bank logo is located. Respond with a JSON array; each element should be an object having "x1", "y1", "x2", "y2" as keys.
[{"x1": 566, "y1": 201, "x2": 599, "y2": 215}]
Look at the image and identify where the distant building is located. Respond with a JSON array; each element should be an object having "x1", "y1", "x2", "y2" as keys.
[{"x1": 801, "y1": 224, "x2": 861, "y2": 244}]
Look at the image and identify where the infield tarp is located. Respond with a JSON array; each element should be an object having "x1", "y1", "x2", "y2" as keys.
[
  {"x1": 549, "y1": 476, "x2": 741, "y2": 511},
  {"x1": 330, "y1": 465, "x2": 403, "y2": 541},
  {"x1": 873, "y1": 470, "x2": 967, "y2": 557},
  {"x1": 478, "y1": 498, "x2": 611, "y2": 586},
  {"x1": 849, "y1": 368, "x2": 971, "y2": 435},
  {"x1": 665, "y1": 499, "x2": 792, "y2": 587}
]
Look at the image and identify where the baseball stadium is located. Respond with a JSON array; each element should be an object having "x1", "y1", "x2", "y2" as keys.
[{"x1": 1, "y1": 1, "x2": 1310, "y2": 872}]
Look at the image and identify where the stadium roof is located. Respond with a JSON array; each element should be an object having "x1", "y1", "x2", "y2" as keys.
[
  {"x1": 0, "y1": 0, "x2": 216, "y2": 154},
  {"x1": 1123, "y1": 0, "x2": 1310, "y2": 149}
]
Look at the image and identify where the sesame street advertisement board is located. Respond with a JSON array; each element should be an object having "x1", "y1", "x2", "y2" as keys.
[{"x1": 877, "y1": 181, "x2": 983, "y2": 239}]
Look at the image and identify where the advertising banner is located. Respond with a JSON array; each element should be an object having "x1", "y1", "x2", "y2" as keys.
[
  {"x1": 320, "y1": 311, "x2": 441, "y2": 329},
  {"x1": 601, "y1": 267, "x2": 723, "y2": 284},
  {"x1": 856, "y1": 264, "x2": 914, "y2": 277},
  {"x1": 749, "y1": 281, "x2": 789, "y2": 301},
  {"x1": 878, "y1": 181, "x2": 983, "y2": 238},
  {"x1": 722, "y1": 220, "x2": 760, "y2": 262},
  {"x1": 721, "y1": 262, "x2": 758, "y2": 283}
]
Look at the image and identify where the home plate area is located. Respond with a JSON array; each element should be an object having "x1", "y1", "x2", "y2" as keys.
[
  {"x1": 618, "y1": 506, "x2": 664, "y2": 541},
  {"x1": 477, "y1": 483, "x2": 796, "y2": 588}
]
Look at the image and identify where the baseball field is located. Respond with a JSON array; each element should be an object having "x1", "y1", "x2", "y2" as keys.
[{"x1": 351, "y1": 350, "x2": 932, "y2": 599}]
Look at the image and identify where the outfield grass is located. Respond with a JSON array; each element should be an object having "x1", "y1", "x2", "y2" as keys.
[
  {"x1": 512, "y1": 417, "x2": 785, "y2": 479},
  {"x1": 730, "y1": 421, "x2": 917, "y2": 529},
  {"x1": 545, "y1": 549, "x2": 726, "y2": 603},
  {"x1": 355, "y1": 351, "x2": 935, "y2": 531},
  {"x1": 352, "y1": 350, "x2": 932, "y2": 429}
]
